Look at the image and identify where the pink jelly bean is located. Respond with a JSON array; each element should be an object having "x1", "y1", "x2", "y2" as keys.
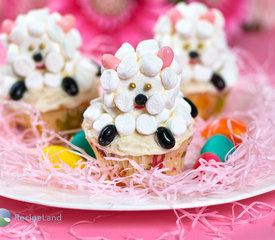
[
  {"x1": 194, "y1": 152, "x2": 221, "y2": 169},
  {"x1": 157, "y1": 47, "x2": 174, "y2": 69},
  {"x1": 168, "y1": 8, "x2": 182, "y2": 27},
  {"x1": 1, "y1": 20, "x2": 15, "y2": 34},
  {"x1": 200, "y1": 10, "x2": 215, "y2": 23},
  {"x1": 102, "y1": 54, "x2": 121, "y2": 70},
  {"x1": 57, "y1": 14, "x2": 75, "y2": 33}
]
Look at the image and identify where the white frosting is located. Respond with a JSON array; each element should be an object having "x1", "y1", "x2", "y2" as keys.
[
  {"x1": 83, "y1": 40, "x2": 194, "y2": 147},
  {"x1": 0, "y1": 8, "x2": 98, "y2": 109},
  {"x1": 154, "y1": 2, "x2": 238, "y2": 93}
]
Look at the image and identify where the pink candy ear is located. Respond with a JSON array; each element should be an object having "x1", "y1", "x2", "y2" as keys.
[
  {"x1": 1, "y1": 19, "x2": 15, "y2": 34},
  {"x1": 57, "y1": 14, "x2": 75, "y2": 33},
  {"x1": 200, "y1": 10, "x2": 215, "y2": 24},
  {"x1": 102, "y1": 54, "x2": 121, "y2": 70},
  {"x1": 157, "y1": 47, "x2": 174, "y2": 69},
  {"x1": 168, "y1": 8, "x2": 183, "y2": 27}
]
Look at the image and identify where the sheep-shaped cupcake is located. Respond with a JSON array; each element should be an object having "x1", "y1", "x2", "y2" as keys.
[
  {"x1": 154, "y1": 2, "x2": 238, "y2": 119},
  {"x1": 83, "y1": 39, "x2": 197, "y2": 152},
  {"x1": 0, "y1": 9, "x2": 99, "y2": 131},
  {"x1": 0, "y1": 8, "x2": 98, "y2": 100}
]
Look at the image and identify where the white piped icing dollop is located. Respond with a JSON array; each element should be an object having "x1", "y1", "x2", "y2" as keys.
[
  {"x1": 83, "y1": 40, "x2": 195, "y2": 149},
  {"x1": 0, "y1": 8, "x2": 98, "y2": 100},
  {"x1": 154, "y1": 2, "x2": 238, "y2": 93}
]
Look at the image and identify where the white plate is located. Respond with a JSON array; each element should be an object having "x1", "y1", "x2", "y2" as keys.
[{"x1": 1, "y1": 175, "x2": 275, "y2": 211}]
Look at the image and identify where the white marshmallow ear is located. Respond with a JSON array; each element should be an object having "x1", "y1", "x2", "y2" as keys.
[
  {"x1": 154, "y1": 16, "x2": 172, "y2": 34},
  {"x1": 213, "y1": 9, "x2": 225, "y2": 28},
  {"x1": 12, "y1": 56, "x2": 35, "y2": 77},
  {"x1": 74, "y1": 59, "x2": 97, "y2": 90},
  {"x1": 100, "y1": 69, "x2": 119, "y2": 93},
  {"x1": 196, "y1": 20, "x2": 215, "y2": 39},
  {"x1": 161, "y1": 68, "x2": 178, "y2": 89},
  {"x1": 170, "y1": 58, "x2": 182, "y2": 75},
  {"x1": 175, "y1": 19, "x2": 193, "y2": 38},
  {"x1": 103, "y1": 92, "x2": 115, "y2": 108},
  {"x1": 136, "y1": 39, "x2": 159, "y2": 57},
  {"x1": 62, "y1": 38, "x2": 77, "y2": 59},
  {"x1": 93, "y1": 113, "x2": 113, "y2": 133},
  {"x1": 48, "y1": 24, "x2": 64, "y2": 42},
  {"x1": 44, "y1": 73, "x2": 62, "y2": 88},
  {"x1": 45, "y1": 52, "x2": 64, "y2": 74},
  {"x1": 114, "y1": 92, "x2": 133, "y2": 112},
  {"x1": 115, "y1": 113, "x2": 135, "y2": 136},
  {"x1": 193, "y1": 64, "x2": 213, "y2": 82},
  {"x1": 66, "y1": 29, "x2": 82, "y2": 48},
  {"x1": 115, "y1": 43, "x2": 136, "y2": 59},
  {"x1": 139, "y1": 54, "x2": 163, "y2": 77},
  {"x1": 117, "y1": 56, "x2": 139, "y2": 79},
  {"x1": 25, "y1": 72, "x2": 43, "y2": 91},
  {"x1": 6, "y1": 44, "x2": 19, "y2": 64},
  {"x1": 167, "y1": 116, "x2": 187, "y2": 137},
  {"x1": 28, "y1": 21, "x2": 46, "y2": 37},
  {"x1": 84, "y1": 101, "x2": 103, "y2": 123},
  {"x1": 136, "y1": 114, "x2": 157, "y2": 135},
  {"x1": 146, "y1": 95, "x2": 165, "y2": 115},
  {"x1": 9, "y1": 25, "x2": 27, "y2": 44}
]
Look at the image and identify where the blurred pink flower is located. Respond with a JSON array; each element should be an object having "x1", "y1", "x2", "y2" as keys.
[{"x1": 49, "y1": 0, "x2": 171, "y2": 63}]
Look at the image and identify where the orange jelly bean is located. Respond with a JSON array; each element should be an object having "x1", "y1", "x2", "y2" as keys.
[{"x1": 202, "y1": 118, "x2": 247, "y2": 145}]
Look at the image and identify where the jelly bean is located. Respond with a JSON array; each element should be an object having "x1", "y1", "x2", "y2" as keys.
[
  {"x1": 202, "y1": 118, "x2": 247, "y2": 145},
  {"x1": 71, "y1": 130, "x2": 96, "y2": 158},
  {"x1": 157, "y1": 46, "x2": 174, "y2": 69},
  {"x1": 57, "y1": 14, "x2": 75, "y2": 33},
  {"x1": 194, "y1": 152, "x2": 221, "y2": 169},
  {"x1": 102, "y1": 54, "x2": 121, "y2": 70},
  {"x1": 156, "y1": 127, "x2": 175, "y2": 149},
  {"x1": 98, "y1": 125, "x2": 117, "y2": 146},
  {"x1": 9, "y1": 81, "x2": 26, "y2": 100},
  {"x1": 210, "y1": 73, "x2": 225, "y2": 91},
  {"x1": 62, "y1": 77, "x2": 78, "y2": 96},
  {"x1": 43, "y1": 145, "x2": 84, "y2": 169},
  {"x1": 200, "y1": 134, "x2": 235, "y2": 162}
]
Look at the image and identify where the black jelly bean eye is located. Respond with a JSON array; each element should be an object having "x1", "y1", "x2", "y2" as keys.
[
  {"x1": 183, "y1": 97, "x2": 198, "y2": 118},
  {"x1": 98, "y1": 125, "x2": 117, "y2": 146},
  {"x1": 211, "y1": 73, "x2": 226, "y2": 91},
  {"x1": 62, "y1": 77, "x2": 79, "y2": 96},
  {"x1": 9, "y1": 81, "x2": 27, "y2": 100},
  {"x1": 155, "y1": 127, "x2": 175, "y2": 149}
]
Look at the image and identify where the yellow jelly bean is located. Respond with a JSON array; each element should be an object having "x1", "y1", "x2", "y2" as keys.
[{"x1": 43, "y1": 145, "x2": 84, "y2": 169}]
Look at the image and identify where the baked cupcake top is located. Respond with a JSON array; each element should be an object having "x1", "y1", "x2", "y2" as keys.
[
  {"x1": 0, "y1": 9, "x2": 98, "y2": 112},
  {"x1": 154, "y1": 2, "x2": 238, "y2": 94},
  {"x1": 83, "y1": 39, "x2": 197, "y2": 155}
]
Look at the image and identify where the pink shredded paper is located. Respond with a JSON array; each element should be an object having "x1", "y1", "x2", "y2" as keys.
[{"x1": 0, "y1": 49, "x2": 275, "y2": 239}]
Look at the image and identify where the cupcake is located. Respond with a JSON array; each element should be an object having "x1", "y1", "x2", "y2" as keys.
[
  {"x1": 82, "y1": 39, "x2": 197, "y2": 176},
  {"x1": 154, "y1": 2, "x2": 238, "y2": 119},
  {"x1": 0, "y1": 9, "x2": 99, "y2": 131}
]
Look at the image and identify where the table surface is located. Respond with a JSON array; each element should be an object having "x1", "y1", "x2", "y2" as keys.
[{"x1": 1, "y1": 30, "x2": 275, "y2": 240}]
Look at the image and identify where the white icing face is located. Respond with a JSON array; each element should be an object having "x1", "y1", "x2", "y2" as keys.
[
  {"x1": 154, "y1": 2, "x2": 238, "y2": 91},
  {"x1": 0, "y1": 8, "x2": 98, "y2": 99},
  {"x1": 84, "y1": 40, "x2": 195, "y2": 148}
]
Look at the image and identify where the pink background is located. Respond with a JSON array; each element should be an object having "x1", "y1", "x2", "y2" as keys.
[{"x1": 1, "y1": 30, "x2": 275, "y2": 240}]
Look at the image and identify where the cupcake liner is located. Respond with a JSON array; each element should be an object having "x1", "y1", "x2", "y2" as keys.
[
  {"x1": 5, "y1": 102, "x2": 90, "y2": 132},
  {"x1": 90, "y1": 137, "x2": 192, "y2": 177},
  {"x1": 185, "y1": 92, "x2": 228, "y2": 120}
]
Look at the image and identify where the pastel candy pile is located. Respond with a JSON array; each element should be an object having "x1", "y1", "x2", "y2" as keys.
[
  {"x1": 154, "y1": 2, "x2": 238, "y2": 91},
  {"x1": 202, "y1": 118, "x2": 247, "y2": 144},
  {"x1": 84, "y1": 39, "x2": 197, "y2": 149},
  {"x1": 194, "y1": 118, "x2": 247, "y2": 168},
  {"x1": 0, "y1": 9, "x2": 98, "y2": 100}
]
